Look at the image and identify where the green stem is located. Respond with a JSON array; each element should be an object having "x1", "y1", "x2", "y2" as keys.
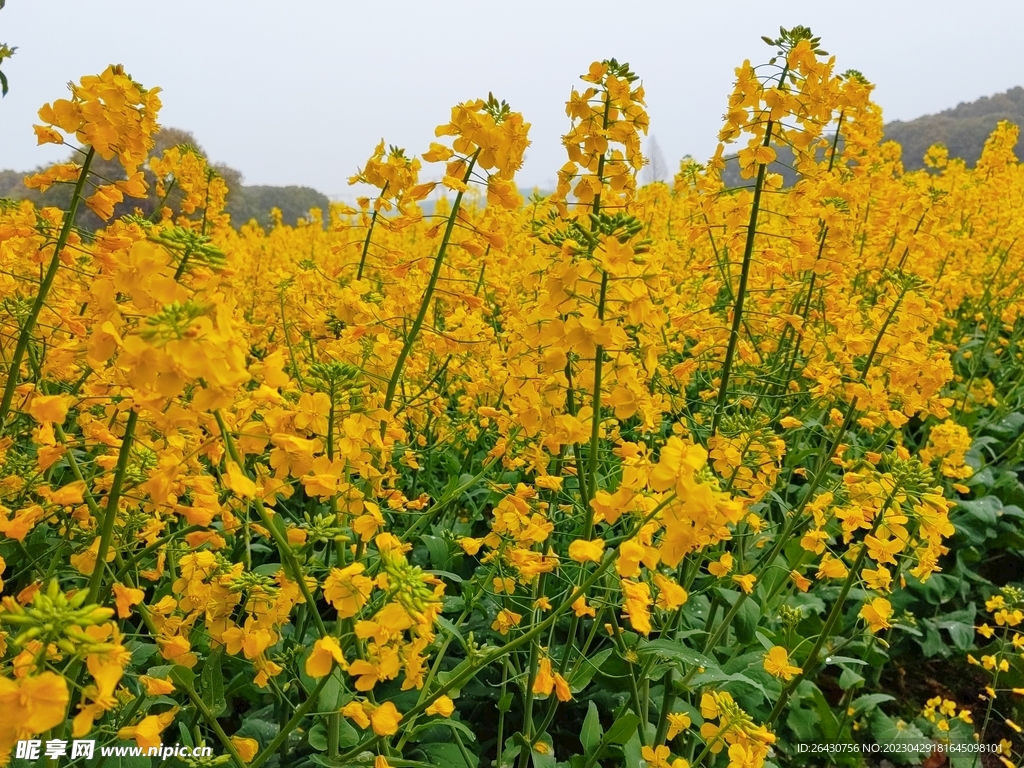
[
  {"x1": 711, "y1": 67, "x2": 786, "y2": 435},
  {"x1": 336, "y1": 496, "x2": 676, "y2": 762},
  {"x1": 583, "y1": 272, "x2": 609, "y2": 539},
  {"x1": 383, "y1": 153, "x2": 478, "y2": 412},
  {"x1": 214, "y1": 410, "x2": 328, "y2": 637},
  {"x1": 87, "y1": 408, "x2": 138, "y2": 603},
  {"x1": 0, "y1": 147, "x2": 96, "y2": 429},
  {"x1": 765, "y1": 496, "x2": 891, "y2": 725},
  {"x1": 181, "y1": 679, "x2": 246, "y2": 768},
  {"x1": 356, "y1": 184, "x2": 386, "y2": 280},
  {"x1": 248, "y1": 673, "x2": 333, "y2": 768}
]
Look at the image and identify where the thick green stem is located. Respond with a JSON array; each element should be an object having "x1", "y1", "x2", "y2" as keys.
[
  {"x1": 583, "y1": 272, "x2": 609, "y2": 538},
  {"x1": 0, "y1": 148, "x2": 96, "y2": 429},
  {"x1": 356, "y1": 184, "x2": 386, "y2": 280},
  {"x1": 87, "y1": 408, "x2": 138, "y2": 603},
  {"x1": 580, "y1": 87, "x2": 612, "y2": 537},
  {"x1": 383, "y1": 153, "x2": 478, "y2": 412},
  {"x1": 711, "y1": 68, "x2": 787, "y2": 435}
]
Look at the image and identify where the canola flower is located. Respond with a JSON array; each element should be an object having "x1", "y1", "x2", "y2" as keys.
[{"x1": 0, "y1": 26, "x2": 1021, "y2": 768}]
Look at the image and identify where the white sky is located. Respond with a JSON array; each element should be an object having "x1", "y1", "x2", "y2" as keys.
[{"x1": 2, "y1": 0, "x2": 1023, "y2": 197}]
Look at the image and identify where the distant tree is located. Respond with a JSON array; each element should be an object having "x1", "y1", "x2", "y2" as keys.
[{"x1": 643, "y1": 136, "x2": 668, "y2": 184}]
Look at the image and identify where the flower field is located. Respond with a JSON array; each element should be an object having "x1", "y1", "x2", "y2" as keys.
[{"x1": 4, "y1": 25, "x2": 1024, "y2": 768}]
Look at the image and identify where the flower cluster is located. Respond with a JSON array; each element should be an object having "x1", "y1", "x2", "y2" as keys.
[{"x1": 1, "y1": 28, "x2": 1021, "y2": 768}]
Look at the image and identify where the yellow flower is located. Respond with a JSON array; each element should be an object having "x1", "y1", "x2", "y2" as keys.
[
  {"x1": 493, "y1": 576, "x2": 516, "y2": 594},
  {"x1": 118, "y1": 708, "x2": 179, "y2": 750},
  {"x1": 0, "y1": 671, "x2": 69, "y2": 750},
  {"x1": 666, "y1": 711, "x2": 692, "y2": 740},
  {"x1": 369, "y1": 701, "x2": 402, "y2": 736},
  {"x1": 763, "y1": 646, "x2": 802, "y2": 681},
  {"x1": 323, "y1": 563, "x2": 374, "y2": 618},
  {"x1": 732, "y1": 574, "x2": 757, "y2": 594},
  {"x1": 554, "y1": 672, "x2": 572, "y2": 702},
  {"x1": 27, "y1": 394, "x2": 72, "y2": 424},
  {"x1": 231, "y1": 737, "x2": 259, "y2": 763},
  {"x1": 654, "y1": 573, "x2": 688, "y2": 610},
  {"x1": 138, "y1": 675, "x2": 175, "y2": 696},
  {"x1": 708, "y1": 552, "x2": 733, "y2": 577},
  {"x1": 85, "y1": 184, "x2": 124, "y2": 220},
  {"x1": 641, "y1": 745, "x2": 674, "y2": 768},
  {"x1": 306, "y1": 637, "x2": 345, "y2": 678},
  {"x1": 492, "y1": 609, "x2": 522, "y2": 635},
  {"x1": 112, "y1": 582, "x2": 145, "y2": 618},
  {"x1": 860, "y1": 597, "x2": 894, "y2": 633},
  {"x1": 224, "y1": 461, "x2": 257, "y2": 498},
  {"x1": 816, "y1": 554, "x2": 848, "y2": 580},
  {"x1": 568, "y1": 538, "x2": 605, "y2": 563},
  {"x1": 533, "y1": 657, "x2": 554, "y2": 696},
  {"x1": 341, "y1": 700, "x2": 371, "y2": 729},
  {"x1": 426, "y1": 695, "x2": 455, "y2": 717}
]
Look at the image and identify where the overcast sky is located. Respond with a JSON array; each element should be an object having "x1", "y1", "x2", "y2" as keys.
[{"x1": 2, "y1": 1, "x2": 1023, "y2": 197}]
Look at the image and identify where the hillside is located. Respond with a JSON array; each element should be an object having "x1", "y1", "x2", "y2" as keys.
[
  {"x1": 717, "y1": 86, "x2": 1024, "y2": 186},
  {"x1": 886, "y1": 86, "x2": 1024, "y2": 170},
  {"x1": 0, "y1": 127, "x2": 330, "y2": 230}
]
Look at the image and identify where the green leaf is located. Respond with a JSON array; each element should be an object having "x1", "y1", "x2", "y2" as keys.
[
  {"x1": 406, "y1": 717, "x2": 477, "y2": 743},
  {"x1": 602, "y1": 711, "x2": 641, "y2": 746},
  {"x1": 497, "y1": 692, "x2": 513, "y2": 713},
  {"x1": 200, "y1": 646, "x2": 227, "y2": 718},
  {"x1": 337, "y1": 717, "x2": 360, "y2": 748},
  {"x1": 422, "y1": 534, "x2": 450, "y2": 570},
  {"x1": 415, "y1": 745, "x2": 479, "y2": 768},
  {"x1": 177, "y1": 722, "x2": 195, "y2": 748},
  {"x1": 957, "y1": 496, "x2": 1001, "y2": 525},
  {"x1": 786, "y1": 701, "x2": 820, "y2": 743},
  {"x1": 637, "y1": 639, "x2": 714, "y2": 670},
  {"x1": 235, "y1": 714, "x2": 279, "y2": 746},
  {"x1": 689, "y1": 669, "x2": 768, "y2": 700},
  {"x1": 318, "y1": 669, "x2": 344, "y2": 712},
  {"x1": 823, "y1": 655, "x2": 867, "y2": 666},
  {"x1": 936, "y1": 619, "x2": 975, "y2": 651},
  {"x1": 436, "y1": 616, "x2": 469, "y2": 652},
  {"x1": 308, "y1": 722, "x2": 328, "y2": 752},
  {"x1": 581, "y1": 701, "x2": 603, "y2": 754},
  {"x1": 168, "y1": 664, "x2": 195, "y2": 689},
  {"x1": 849, "y1": 692, "x2": 894, "y2": 716},
  {"x1": 869, "y1": 709, "x2": 930, "y2": 765},
  {"x1": 622, "y1": 730, "x2": 644, "y2": 768},
  {"x1": 810, "y1": 686, "x2": 841, "y2": 740},
  {"x1": 734, "y1": 595, "x2": 761, "y2": 644},
  {"x1": 838, "y1": 667, "x2": 865, "y2": 690},
  {"x1": 570, "y1": 647, "x2": 613, "y2": 693}
]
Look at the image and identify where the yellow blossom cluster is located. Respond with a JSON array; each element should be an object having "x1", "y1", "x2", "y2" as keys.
[{"x1": 1, "y1": 28, "x2": 1022, "y2": 768}]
